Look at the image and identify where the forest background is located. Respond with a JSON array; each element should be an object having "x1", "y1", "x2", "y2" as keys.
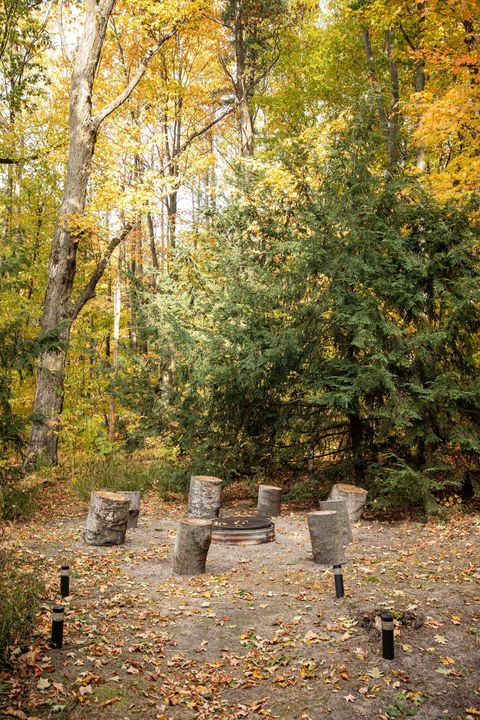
[{"x1": 1, "y1": 0, "x2": 479, "y2": 522}]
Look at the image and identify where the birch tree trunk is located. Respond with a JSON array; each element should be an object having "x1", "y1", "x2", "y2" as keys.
[
  {"x1": 26, "y1": 1, "x2": 174, "y2": 464},
  {"x1": 28, "y1": 0, "x2": 112, "y2": 464}
]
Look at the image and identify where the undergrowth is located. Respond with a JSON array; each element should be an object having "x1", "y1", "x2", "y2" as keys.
[
  {"x1": 0, "y1": 466, "x2": 38, "y2": 521},
  {"x1": 0, "y1": 550, "x2": 43, "y2": 662},
  {"x1": 69, "y1": 454, "x2": 192, "y2": 500}
]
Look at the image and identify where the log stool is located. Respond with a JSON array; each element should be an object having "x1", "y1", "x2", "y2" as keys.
[
  {"x1": 257, "y1": 484, "x2": 282, "y2": 517},
  {"x1": 188, "y1": 475, "x2": 223, "y2": 518},
  {"x1": 307, "y1": 510, "x2": 345, "y2": 565},
  {"x1": 319, "y1": 499, "x2": 353, "y2": 545},
  {"x1": 328, "y1": 483, "x2": 367, "y2": 522},
  {"x1": 173, "y1": 518, "x2": 212, "y2": 575},
  {"x1": 84, "y1": 491, "x2": 129, "y2": 546},
  {"x1": 118, "y1": 490, "x2": 142, "y2": 528}
]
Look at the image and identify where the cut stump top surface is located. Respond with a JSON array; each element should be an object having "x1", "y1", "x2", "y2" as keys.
[
  {"x1": 259, "y1": 484, "x2": 282, "y2": 491},
  {"x1": 191, "y1": 475, "x2": 223, "y2": 484},
  {"x1": 333, "y1": 483, "x2": 367, "y2": 494},
  {"x1": 95, "y1": 490, "x2": 129, "y2": 502},
  {"x1": 182, "y1": 517, "x2": 213, "y2": 526},
  {"x1": 307, "y1": 510, "x2": 337, "y2": 517}
]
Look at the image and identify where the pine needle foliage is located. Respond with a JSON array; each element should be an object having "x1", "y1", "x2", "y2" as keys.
[{"x1": 129, "y1": 128, "x2": 480, "y2": 511}]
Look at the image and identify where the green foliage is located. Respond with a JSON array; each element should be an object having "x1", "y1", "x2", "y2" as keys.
[
  {"x1": 0, "y1": 549, "x2": 43, "y2": 662},
  {"x1": 150, "y1": 462, "x2": 191, "y2": 498},
  {"x1": 128, "y1": 118, "x2": 480, "y2": 512},
  {"x1": 0, "y1": 481, "x2": 38, "y2": 521},
  {"x1": 70, "y1": 455, "x2": 156, "y2": 501}
]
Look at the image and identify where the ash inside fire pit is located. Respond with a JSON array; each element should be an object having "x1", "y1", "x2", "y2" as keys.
[{"x1": 211, "y1": 515, "x2": 275, "y2": 545}]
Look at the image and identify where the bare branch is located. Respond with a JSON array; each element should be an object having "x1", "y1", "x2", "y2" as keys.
[
  {"x1": 70, "y1": 222, "x2": 137, "y2": 320},
  {"x1": 399, "y1": 23, "x2": 417, "y2": 52},
  {"x1": 0, "y1": 139, "x2": 67, "y2": 165},
  {"x1": 201, "y1": 11, "x2": 232, "y2": 30},
  {"x1": 219, "y1": 55, "x2": 238, "y2": 93},
  {"x1": 92, "y1": 32, "x2": 177, "y2": 128},
  {"x1": 167, "y1": 103, "x2": 237, "y2": 167},
  {"x1": 58, "y1": 0, "x2": 73, "y2": 64}
]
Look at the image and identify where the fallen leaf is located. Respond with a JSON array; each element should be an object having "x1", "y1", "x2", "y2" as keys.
[{"x1": 3, "y1": 709, "x2": 27, "y2": 720}]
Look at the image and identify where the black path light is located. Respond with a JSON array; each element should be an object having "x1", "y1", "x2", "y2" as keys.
[
  {"x1": 60, "y1": 564, "x2": 70, "y2": 597},
  {"x1": 333, "y1": 564, "x2": 344, "y2": 598},
  {"x1": 50, "y1": 606, "x2": 65, "y2": 649},
  {"x1": 381, "y1": 610, "x2": 395, "y2": 660}
]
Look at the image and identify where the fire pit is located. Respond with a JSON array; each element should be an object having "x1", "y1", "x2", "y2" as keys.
[{"x1": 211, "y1": 515, "x2": 275, "y2": 545}]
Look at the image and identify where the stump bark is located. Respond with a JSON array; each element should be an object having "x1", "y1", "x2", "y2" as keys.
[
  {"x1": 173, "y1": 518, "x2": 212, "y2": 575},
  {"x1": 117, "y1": 490, "x2": 142, "y2": 529},
  {"x1": 319, "y1": 499, "x2": 353, "y2": 545},
  {"x1": 257, "y1": 484, "x2": 282, "y2": 517},
  {"x1": 328, "y1": 483, "x2": 367, "y2": 522},
  {"x1": 84, "y1": 491, "x2": 129, "y2": 546},
  {"x1": 188, "y1": 475, "x2": 223, "y2": 518},
  {"x1": 307, "y1": 510, "x2": 345, "y2": 565}
]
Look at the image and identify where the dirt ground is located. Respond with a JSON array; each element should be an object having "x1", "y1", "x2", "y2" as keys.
[{"x1": 1, "y1": 491, "x2": 479, "y2": 720}]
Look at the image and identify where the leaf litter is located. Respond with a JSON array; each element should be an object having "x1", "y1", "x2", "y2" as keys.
[{"x1": 1, "y1": 493, "x2": 479, "y2": 719}]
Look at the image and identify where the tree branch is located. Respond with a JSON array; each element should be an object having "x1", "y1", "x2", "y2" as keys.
[
  {"x1": 163, "y1": 102, "x2": 237, "y2": 170},
  {"x1": 70, "y1": 223, "x2": 137, "y2": 320},
  {"x1": 92, "y1": 31, "x2": 177, "y2": 128},
  {"x1": 58, "y1": 0, "x2": 73, "y2": 64},
  {"x1": 399, "y1": 23, "x2": 417, "y2": 52},
  {"x1": 0, "y1": 139, "x2": 67, "y2": 165}
]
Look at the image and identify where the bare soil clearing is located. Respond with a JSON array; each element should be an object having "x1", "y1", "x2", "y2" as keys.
[{"x1": 1, "y1": 492, "x2": 479, "y2": 720}]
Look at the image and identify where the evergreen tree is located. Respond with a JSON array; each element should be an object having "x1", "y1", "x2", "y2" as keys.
[{"x1": 127, "y1": 122, "x2": 480, "y2": 510}]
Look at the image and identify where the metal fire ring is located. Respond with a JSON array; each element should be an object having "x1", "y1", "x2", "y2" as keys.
[{"x1": 211, "y1": 515, "x2": 275, "y2": 545}]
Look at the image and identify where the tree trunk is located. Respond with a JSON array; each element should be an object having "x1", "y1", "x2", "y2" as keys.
[
  {"x1": 349, "y1": 408, "x2": 366, "y2": 484},
  {"x1": 307, "y1": 510, "x2": 345, "y2": 566},
  {"x1": 187, "y1": 475, "x2": 223, "y2": 518},
  {"x1": 414, "y1": 2, "x2": 426, "y2": 171},
  {"x1": 173, "y1": 518, "x2": 212, "y2": 575},
  {"x1": 328, "y1": 483, "x2": 367, "y2": 523},
  {"x1": 362, "y1": 27, "x2": 390, "y2": 155},
  {"x1": 146, "y1": 211, "x2": 159, "y2": 273},
  {"x1": 84, "y1": 490, "x2": 129, "y2": 545},
  {"x1": 257, "y1": 484, "x2": 282, "y2": 517},
  {"x1": 386, "y1": 30, "x2": 400, "y2": 167},
  {"x1": 26, "y1": 0, "x2": 170, "y2": 464},
  {"x1": 27, "y1": 0, "x2": 114, "y2": 464},
  {"x1": 233, "y1": 0, "x2": 254, "y2": 158},
  {"x1": 319, "y1": 500, "x2": 353, "y2": 545},
  {"x1": 108, "y1": 250, "x2": 121, "y2": 442}
]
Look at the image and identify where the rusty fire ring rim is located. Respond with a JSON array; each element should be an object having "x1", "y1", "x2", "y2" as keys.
[{"x1": 211, "y1": 515, "x2": 275, "y2": 545}]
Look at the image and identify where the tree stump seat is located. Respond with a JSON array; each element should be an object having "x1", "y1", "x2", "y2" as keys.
[
  {"x1": 307, "y1": 510, "x2": 345, "y2": 566},
  {"x1": 173, "y1": 518, "x2": 212, "y2": 575},
  {"x1": 188, "y1": 475, "x2": 223, "y2": 518},
  {"x1": 84, "y1": 490, "x2": 129, "y2": 546},
  {"x1": 328, "y1": 483, "x2": 367, "y2": 522},
  {"x1": 257, "y1": 484, "x2": 282, "y2": 517}
]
